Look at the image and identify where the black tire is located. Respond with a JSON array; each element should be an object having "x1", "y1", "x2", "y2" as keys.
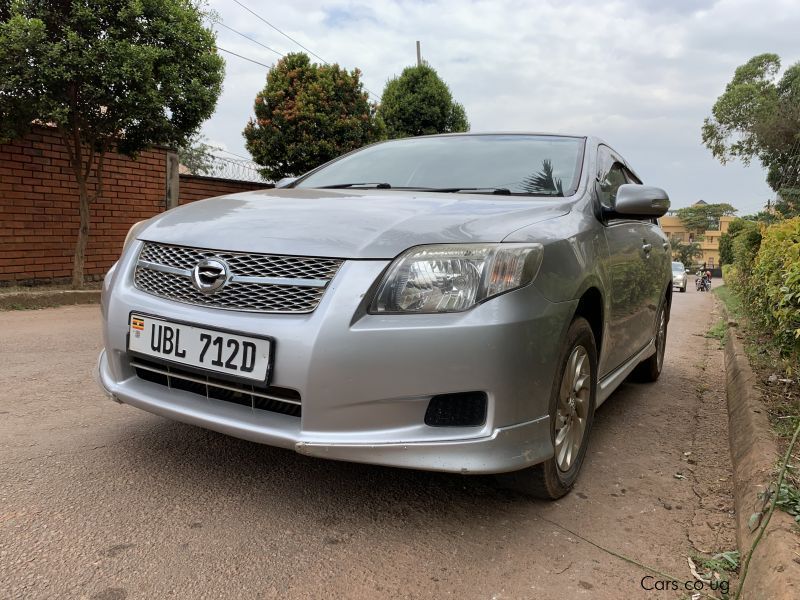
[
  {"x1": 632, "y1": 301, "x2": 668, "y2": 382},
  {"x1": 680, "y1": 285, "x2": 686, "y2": 293},
  {"x1": 498, "y1": 317, "x2": 597, "y2": 500}
]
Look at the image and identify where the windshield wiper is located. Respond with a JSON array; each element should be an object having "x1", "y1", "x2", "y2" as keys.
[
  {"x1": 319, "y1": 182, "x2": 392, "y2": 189},
  {"x1": 422, "y1": 187, "x2": 512, "y2": 195}
]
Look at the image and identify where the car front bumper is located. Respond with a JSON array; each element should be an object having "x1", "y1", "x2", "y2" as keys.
[
  {"x1": 97, "y1": 242, "x2": 576, "y2": 474},
  {"x1": 672, "y1": 275, "x2": 687, "y2": 288}
]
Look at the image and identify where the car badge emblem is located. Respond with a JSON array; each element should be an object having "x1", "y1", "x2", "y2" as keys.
[{"x1": 191, "y1": 258, "x2": 229, "y2": 294}]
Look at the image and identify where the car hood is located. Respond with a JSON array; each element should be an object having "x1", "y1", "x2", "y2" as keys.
[{"x1": 139, "y1": 188, "x2": 572, "y2": 259}]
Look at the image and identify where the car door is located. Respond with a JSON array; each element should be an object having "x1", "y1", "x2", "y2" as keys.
[
  {"x1": 624, "y1": 166, "x2": 670, "y2": 343},
  {"x1": 596, "y1": 146, "x2": 654, "y2": 376}
]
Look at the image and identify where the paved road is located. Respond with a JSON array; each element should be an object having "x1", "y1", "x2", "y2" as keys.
[{"x1": 1, "y1": 285, "x2": 736, "y2": 599}]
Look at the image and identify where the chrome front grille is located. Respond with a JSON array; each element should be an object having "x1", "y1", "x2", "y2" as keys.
[{"x1": 134, "y1": 242, "x2": 342, "y2": 313}]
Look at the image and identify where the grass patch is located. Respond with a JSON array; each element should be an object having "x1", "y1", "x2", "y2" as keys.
[
  {"x1": 713, "y1": 285, "x2": 741, "y2": 318},
  {"x1": 706, "y1": 319, "x2": 727, "y2": 343}
]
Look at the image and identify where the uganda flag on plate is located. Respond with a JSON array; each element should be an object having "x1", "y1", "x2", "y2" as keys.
[{"x1": 131, "y1": 317, "x2": 145, "y2": 331}]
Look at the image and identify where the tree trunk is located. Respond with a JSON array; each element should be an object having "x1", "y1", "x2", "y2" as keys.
[
  {"x1": 71, "y1": 177, "x2": 90, "y2": 289},
  {"x1": 61, "y1": 122, "x2": 105, "y2": 289}
]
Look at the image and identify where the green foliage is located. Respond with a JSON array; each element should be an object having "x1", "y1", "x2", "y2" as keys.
[
  {"x1": 774, "y1": 186, "x2": 800, "y2": 218},
  {"x1": 0, "y1": 0, "x2": 224, "y2": 155},
  {"x1": 694, "y1": 550, "x2": 740, "y2": 574},
  {"x1": 720, "y1": 217, "x2": 764, "y2": 264},
  {"x1": 377, "y1": 63, "x2": 469, "y2": 138},
  {"x1": 719, "y1": 232, "x2": 734, "y2": 265},
  {"x1": 741, "y1": 210, "x2": 781, "y2": 225},
  {"x1": 713, "y1": 283, "x2": 742, "y2": 316},
  {"x1": 707, "y1": 319, "x2": 727, "y2": 342},
  {"x1": 748, "y1": 217, "x2": 800, "y2": 355},
  {"x1": 775, "y1": 481, "x2": 800, "y2": 523},
  {"x1": 701, "y1": 53, "x2": 781, "y2": 165},
  {"x1": 702, "y1": 53, "x2": 800, "y2": 212},
  {"x1": 732, "y1": 221, "x2": 763, "y2": 279},
  {"x1": 243, "y1": 52, "x2": 384, "y2": 180},
  {"x1": 675, "y1": 203, "x2": 737, "y2": 234},
  {"x1": 178, "y1": 133, "x2": 219, "y2": 176},
  {"x1": 669, "y1": 234, "x2": 702, "y2": 266},
  {"x1": 0, "y1": 0, "x2": 224, "y2": 286}
]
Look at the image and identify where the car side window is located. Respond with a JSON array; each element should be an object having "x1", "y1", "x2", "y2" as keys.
[{"x1": 596, "y1": 147, "x2": 627, "y2": 209}]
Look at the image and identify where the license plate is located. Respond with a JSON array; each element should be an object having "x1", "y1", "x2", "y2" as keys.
[{"x1": 128, "y1": 314, "x2": 271, "y2": 382}]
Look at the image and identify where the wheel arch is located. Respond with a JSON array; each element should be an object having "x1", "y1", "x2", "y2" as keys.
[{"x1": 573, "y1": 286, "x2": 604, "y2": 357}]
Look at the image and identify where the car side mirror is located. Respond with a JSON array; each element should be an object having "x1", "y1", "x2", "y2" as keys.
[
  {"x1": 685, "y1": 269, "x2": 690, "y2": 273},
  {"x1": 611, "y1": 184, "x2": 670, "y2": 219},
  {"x1": 275, "y1": 177, "x2": 298, "y2": 189}
]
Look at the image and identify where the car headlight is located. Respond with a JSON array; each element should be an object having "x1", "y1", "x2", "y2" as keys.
[{"x1": 370, "y1": 243, "x2": 544, "y2": 314}]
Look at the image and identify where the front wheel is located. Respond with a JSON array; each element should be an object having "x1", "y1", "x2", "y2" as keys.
[
  {"x1": 680, "y1": 284, "x2": 686, "y2": 293},
  {"x1": 498, "y1": 317, "x2": 597, "y2": 499},
  {"x1": 632, "y1": 302, "x2": 668, "y2": 382}
]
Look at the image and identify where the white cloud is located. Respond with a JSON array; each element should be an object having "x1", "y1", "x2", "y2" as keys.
[{"x1": 204, "y1": 0, "x2": 800, "y2": 214}]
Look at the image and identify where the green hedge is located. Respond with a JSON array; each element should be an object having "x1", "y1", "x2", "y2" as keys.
[
  {"x1": 729, "y1": 217, "x2": 800, "y2": 356},
  {"x1": 749, "y1": 218, "x2": 800, "y2": 355}
]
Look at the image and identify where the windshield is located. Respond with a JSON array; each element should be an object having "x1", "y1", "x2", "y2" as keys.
[
  {"x1": 672, "y1": 262, "x2": 685, "y2": 271},
  {"x1": 295, "y1": 134, "x2": 585, "y2": 196}
]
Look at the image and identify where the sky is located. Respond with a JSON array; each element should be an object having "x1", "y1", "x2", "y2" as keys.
[{"x1": 204, "y1": 0, "x2": 800, "y2": 214}]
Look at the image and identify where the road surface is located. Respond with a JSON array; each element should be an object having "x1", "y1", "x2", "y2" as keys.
[{"x1": 0, "y1": 285, "x2": 736, "y2": 599}]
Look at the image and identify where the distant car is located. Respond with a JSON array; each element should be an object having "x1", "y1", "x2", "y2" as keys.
[
  {"x1": 672, "y1": 261, "x2": 688, "y2": 292},
  {"x1": 96, "y1": 133, "x2": 672, "y2": 499}
]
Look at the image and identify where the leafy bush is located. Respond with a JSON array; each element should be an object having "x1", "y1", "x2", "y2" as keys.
[
  {"x1": 722, "y1": 263, "x2": 734, "y2": 284},
  {"x1": 748, "y1": 217, "x2": 800, "y2": 354},
  {"x1": 243, "y1": 53, "x2": 385, "y2": 180},
  {"x1": 732, "y1": 221, "x2": 762, "y2": 274},
  {"x1": 377, "y1": 63, "x2": 469, "y2": 138}
]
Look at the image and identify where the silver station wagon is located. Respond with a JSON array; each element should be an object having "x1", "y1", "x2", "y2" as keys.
[{"x1": 96, "y1": 133, "x2": 672, "y2": 499}]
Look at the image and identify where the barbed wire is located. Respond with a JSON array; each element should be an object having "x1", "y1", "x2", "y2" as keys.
[{"x1": 186, "y1": 152, "x2": 271, "y2": 184}]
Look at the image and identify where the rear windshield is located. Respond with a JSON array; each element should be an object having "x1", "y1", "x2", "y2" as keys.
[{"x1": 295, "y1": 134, "x2": 585, "y2": 197}]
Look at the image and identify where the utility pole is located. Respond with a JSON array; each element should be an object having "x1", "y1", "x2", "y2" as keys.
[{"x1": 416, "y1": 41, "x2": 421, "y2": 66}]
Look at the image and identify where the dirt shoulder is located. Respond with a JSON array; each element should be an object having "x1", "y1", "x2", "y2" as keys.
[{"x1": 724, "y1": 328, "x2": 800, "y2": 598}]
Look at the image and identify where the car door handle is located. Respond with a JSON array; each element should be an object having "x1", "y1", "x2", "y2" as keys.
[{"x1": 642, "y1": 243, "x2": 652, "y2": 253}]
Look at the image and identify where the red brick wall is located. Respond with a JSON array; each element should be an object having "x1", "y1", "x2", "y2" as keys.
[
  {"x1": 179, "y1": 175, "x2": 272, "y2": 205},
  {"x1": 0, "y1": 127, "x2": 271, "y2": 286}
]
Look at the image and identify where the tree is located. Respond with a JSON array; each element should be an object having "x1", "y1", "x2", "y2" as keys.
[
  {"x1": 178, "y1": 133, "x2": 220, "y2": 176},
  {"x1": 0, "y1": 0, "x2": 224, "y2": 288},
  {"x1": 718, "y1": 231, "x2": 734, "y2": 265},
  {"x1": 675, "y1": 203, "x2": 737, "y2": 234},
  {"x1": 702, "y1": 53, "x2": 800, "y2": 216},
  {"x1": 244, "y1": 53, "x2": 384, "y2": 181},
  {"x1": 377, "y1": 63, "x2": 469, "y2": 138},
  {"x1": 669, "y1": 235, "x2": 703, "y2": 266}
]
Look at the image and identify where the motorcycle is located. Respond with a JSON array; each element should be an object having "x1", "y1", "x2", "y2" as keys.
[{"x1": 695, "y1": 272, "x2": 711, "y2": 292}]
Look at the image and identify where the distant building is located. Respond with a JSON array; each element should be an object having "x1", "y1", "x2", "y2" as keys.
[{"x1": 660, "y1": 201, "x2": 735, "y2": 269}]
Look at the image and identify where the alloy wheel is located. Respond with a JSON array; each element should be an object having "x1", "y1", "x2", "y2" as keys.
[{"x1": 555, "y1": 345, "x2": 591, "y2": 472}]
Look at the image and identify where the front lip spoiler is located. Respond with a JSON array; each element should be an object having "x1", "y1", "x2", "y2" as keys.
[{"x1": 96, "y1": 350, "x2": 552, "y2": 474}]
